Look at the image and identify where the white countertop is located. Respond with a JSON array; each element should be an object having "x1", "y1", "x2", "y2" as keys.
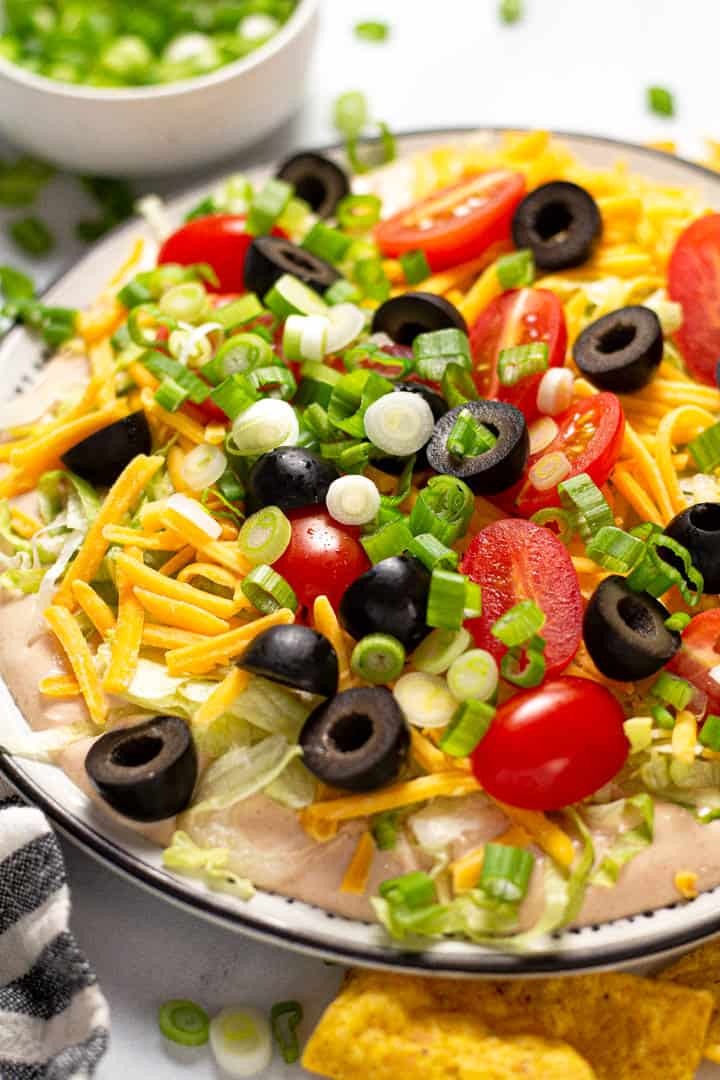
[{"x1": 2, "y1": 1, "x2": 720, "y2": 1076}]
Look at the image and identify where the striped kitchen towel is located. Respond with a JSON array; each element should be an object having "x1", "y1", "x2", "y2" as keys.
[{"x1": 0, "y1": 780, "x2": 109, "y2": 1079}]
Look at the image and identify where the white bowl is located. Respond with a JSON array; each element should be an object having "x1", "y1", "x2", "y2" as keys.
[{"x1": 0, "y1": 0, "x2": 320, "y2": 176}]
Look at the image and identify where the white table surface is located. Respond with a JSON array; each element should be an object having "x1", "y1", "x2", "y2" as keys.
[{"x1": 3, "y1": 1, "x2": 720, "y2": 1076}]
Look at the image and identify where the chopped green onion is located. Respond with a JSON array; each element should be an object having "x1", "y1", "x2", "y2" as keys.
[
  {"x1": 210, "y1": 375, "x2": 258, "y2": 421},
  {"x1": 501, "y1": 634, "x2": 547, "y2": 688},
  {"x1": 558, "y1": 472, "x2": 614, "y2": 539},
  {"x1": 201, "y1": 333, "x2": 273, "y2": 386},
  {"x1": 209, "y1": 1007, "x2": 271, "y2": 1079},
  {"x1": 154, "y1": 377, "x2": 189, "y2": 412},
  {"x1": 371, "y1": 811, "x2": 399, "y2": 851},
  {"x1": 411, "y1": 627, "x2": 472, "y2": 675},
  {"x1": 688, "y1": 421, "x2": 720, "y2": 473},
  {"x1": 230, "y1": 398, "x2": 299, "y2": 456},
  {"x1": 413, "y1": 328, "x2": 472, "y2": 382},
  {"x1": 354, "y1": 20, "x2": 390, "y2": 42},
  {"x1": 185, "y1": 196, "x2": 217, "y2": 222},
  {"x1": 9, "y1": 216, "x2": 54, "y2": 256},
  {"x1": 351, "y1": 633, "x2": 406, "y2": 683},
  {"x1": 585, "y1": 525, "x2": 646, "y2": 574},
  {"x1": 441, "y1": 363, "x2": 478, "y2": 408},
  {"x1": 295, "y1": 362, "x2": 342, "y2": 408},
  {"x1": 394, "y1": 670, "x2": 457, "y2": 729},
  {"x1": 264, "y1": 274, "x2": 327, "y2": 319},
  {"x1": 499, "y1": 0, "x2": 524, "y2": 24},
  {"x1": 496, "y1": 249, "x2": 535, "y2": 289},
  {"x1": 480, "y1": 844, "x2": 534, "y2": 902},
  {"x1": 447, "y1": 649, "x2": 498, "y2": 703},
  {"x1": 652, "y1": 703, "x2": 676, "y2": 730},
  {"x1": 361, "y1": 518, "x2": 413, "y2": 563},
  {"x1": 647, "y1": 85, "x2": 675, "y2": 117},
  {"x1": 0, "y1": 265, "x2": 34, "y2": 303},
  {"x1": 214, "y1": 294, "x2": 264, "y2": 332},
  {"x1": 529, "y1": 506, "x2": 576, "y2": 545},
  {"x1": 406, "y1": 533, "x2": 459, "y2": 572},
  {"x1": 118, "y1": 277, "x2": 154, "y2": 309},
  {"x1": 665, "y1": 611, "x2": 691, "y2": 632},
  {"x1": 270, "y1": 1001, "x2": 303, "y2": 1066},
  {"x1": 497, "y1": 342, "x2": 548, "y2": 386},
  {"x1": 246, "y1": 178, "x2": 293, "y2": 236},
  {"x1": 427, "y1": 569, "x2": 482, "y2": 631},
  {"x1": 626, "y1": 530, "x2": 703, "y2": 606},
  {"x1": 329, "y1": 368, "x2": 393, "y2": 438},
  {"x1": 399, "y1": 250, "x2": 431, "y2": 285},
  {"x1": 624, "y1": 716, "x2": 653, "y2": 753},
  {"x1": 301, "y1": 222, "x2": 351, "y2": 263},
  {"x1": 283, "y1": 314, "x2": 329, "y2": 363},
  {"x1": 246, "y1": 365, "x2": 297, "y2": 401},
  {"x1": 326, "y1": 475, "x2": 380, "y2": 525},
  {"x1": 241, "y1": 564, "x2": 297, "y2": 614},
  {"x1": 409, "y1": 476, "x2": 475, "y2": 545},
  {"x1": 158, "y1": 281, "x2": 209, "y2": 324},
  {"x1": 325, "y1": 279, "x2": 362, "y2": 306},
  {"x1": 440, "y1": 700, "x2": 495, "y2": 757},
  {"x1": 159, "y1": 999, "x2": 209, "y2": 1047},
  {"x1": 446, "y1": 409, "x2": 497, "y2": 458},
  {"x1": 216, "y1": 469, "x2": 245, "y2": 505},
  {"x1": 336, "y1": 193, "x2": 382, "y2": 232},
  {"x1": 143, "y1": 349, "x2": 211, "y2": 404},
  {"x1": 333, "y1": 91, "x2": 369, "y2": 139},
  {"x1": 238, "y1": 507, "x2": 291, "y2": 566},
  {"x1": 344, "y1": 342, "x2": 412, "y2": 379},
  {"x1": 491, "y1": 599, "x2": 545, "y2": 648},
  {"x1": 652, "y1": 671, "x2": 693, "y2": 710},
  {"x1": 379, "y1": 871, "x2": 435, "y2": 909},
  {"x1": 364, "y1": 388, "x2": 434, "y2": 455},
  {"x1": 353, "y1": 257, "x2": 391, "y2": 301},
  {"x1": 699, "y1": 714, "x2": 720, "y2": 751},
  {"x1": 182, "y1": 444, "x2": 227, "y2": 492}
]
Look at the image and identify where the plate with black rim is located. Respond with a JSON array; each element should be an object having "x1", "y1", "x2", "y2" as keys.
[{"x1": 2, "y1": 128, "x2": 720, "y2": 977}]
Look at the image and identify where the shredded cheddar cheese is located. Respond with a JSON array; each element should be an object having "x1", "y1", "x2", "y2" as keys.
[
  {"x1": 71, "y1": 581, "x2": 116, "y2": 639},
  {"x1": 166, "y1": 608, "x2": 296, "y2": 675},
  {"x1": 133, "y1": 588, "x2": 231, "y2": 636},
  {"x1": 301, "y1": 772, "x2": 480, "y2": 825},
  {"x1": 340, "y1": 831, "x2": 375, "y2": 895},
  {"x1": 103, "y1": 561, "x2": 145, "y2": 694},
  {"x1": 44, "y1": 605, "x2": 107, "y2": 726},
  {"x1": 495, "y1": 804, "x2": 576, "y2": 869},
  {"x1": 193, "y1": 667, "x2": 249, "y2": 728},
  {"x1": 450, "y1": 824, "x2": 532, "y2": 894},
  {"x1": 313, "y1": 595, "x2": 352, "y2": 690},
  {"x1": 39, "y1": 674, "x2": 81, "y2": 698}
]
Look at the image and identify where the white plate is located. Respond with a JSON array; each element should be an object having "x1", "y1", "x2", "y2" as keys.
[{"x1": 3, "y1": 129, "x2": 720, "y2": 977}]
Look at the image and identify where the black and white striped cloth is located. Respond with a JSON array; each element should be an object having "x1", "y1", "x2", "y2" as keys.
[{"x1": 0, "y1": 780, "x2": 109, "y2": 1079}]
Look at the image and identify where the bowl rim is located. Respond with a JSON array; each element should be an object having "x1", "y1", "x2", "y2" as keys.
[{"x1": 0, "y1": 0, "x2": 320, "y2": 102}]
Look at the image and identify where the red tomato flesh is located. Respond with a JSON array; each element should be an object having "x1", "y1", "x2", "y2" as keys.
[
  {"x1": 472, "y1": 676, "x2": 629, "y2": 810},
  {"x1": 460, "y1": 518, "x2": 582, "y2": 678},
  {"x1": 666, "y1": 609, "x2": 720, "y2": 713},
  {"x1": 470, "y1": 287, "x2": 567, "y2": 420},
  {"x1": 375, "y1": 171, "x2": 526, "y2": 272},
  {"x1": 514, "y1": 392, "x2": 625, "y2": 517},
  {"x1": 273, "y1": 510, "x2": 370, "y2": 613},
  {"x1": 158, "y1": 215, "x2": 285, "y2": 294},
  {"x1": 668, "y1": 213, "x2": 720, "y2": 386}
]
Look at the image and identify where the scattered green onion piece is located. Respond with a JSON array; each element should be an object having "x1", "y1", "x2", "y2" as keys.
[
  {"x1": 624, "y1": 716, "x2": 653, "y2": 753},
  {"x1": 413, "y1": 328, "x2": 472, "y2": 382},
  {"x1": 699, "y1": 714, "x2": 720, "y2": 751},
  {"x1": 238, "y1": 507, "x2": 291, "y2": 566},
  {"x1": 158, "y1": 999, "x2": 209, "y2": 1047},
  {"x1": 354, "y1": 20, "x2": 390, "y2": 42},
  {"x1": 214, "y1": 294, "x2": 264, "y2": 332},
  {"x1": 480, "y1": 844, "x2": 534, "y2": 902},
  {"x1": 688, "y1": 421, "x2": 720, "y2": 473},
  {"x1": 446, "y1": 409, "x2": 497, "y2": 458},
  {"x1": 439, "y1": 700, "x2": 494, "y2": 757},
  {"x1": 627, "y1": 532, "x2": 704, "y2": 605},
  {"x1": 270, "y1": 1001, "x2": 303, "y2": 1066},
  {"x1": 409, "y1": 476, "x2": 474, "y2": 545},
  {"x1": 558, "y1": 472, "x2": 614, "y2": 539},
  {"x1": 411, "y1": 627, "x2": 472, "y2": 675},
  {"x1": 501, "y1": 635, "x2": 546, "y2": 688},
  {"x1": 0, "y1": 264, "x2": 35, "y2": 304},
  {"x1": 118, "y1": 277, "x2": 153, "y2": 309},
  {"x1": 499, "y1": 0, "x2": 524, "y2": 24},
  {"x1": 282, "y1": 313, "x2": 329, "y2": 363},
  {"x1": 9, "y1": 215, "x2": 54, "y2": 256},
  {"x1": 361, "y1": 518, "x2": 413, "y2": 563},
  {"x1": 399, "y1": 249, "x2": 431, "y2": 285},
  {"x1": 333, "y1": 90, "x2": 369, "y2": 139},
  {"x1": 241, "y1": 564, "x2": 297, "y2": 614},
  {"x1": 246, "y1": 178, "x2": 292, "y2": 236},
  {"x1": 210, "y1": 375, "x2": 258, "y2": 421},
  {"x1": 344, "y1": 343, "x2": 411, "y2": 379},
  {"x1": 426, "y1": 569, "x2": 480, "y2": 631},
  {"x1": 441, "y1": 363, "x2": 478, "y2": 408},
  {"x1": 264, "y1": 274, "x2": 328, "y2": 319},
  {"x1": 230, "y1": 398, "x2": 299, "y2": 455},
  {"x1": 201, "y1": 333, "x2": 273, "y2": 385},
  {"x1": 338, "y1": 440, "x2": 372, "y2": 473},
  {"x1": 371, "y1": 811, "x2": 399, "y2": 851},
  {"x1": 336, "y1": 193, "x2": 382, "y2": 232},
  {"x1": 142, "y1": 349, "x2": 211, "y2": 404},
  {"x1": 446, "y1": 649, "x2": 498, "y2": 703},
  {"x1": 406, "y1": 533, "x2": 459, "y2": 572},
  {"x1": 182, "y1": 444, "x2": 227, "y2": 492},
  {"x1": 353, "y1": 256, "x2": 391, "y2": 301},
  {"x1": 364, "y1": 389, "x2": 435, "y2": 455},
  {"x1": 379, "y1": 870, "x2": 435, "y2": 909},
  {"x1": 158, "y1": 281, "x2": 209, "y2": 324},
  {"x1": 154, "y1": 377, "x2": 189, "y2": 412},
  {"x1": 245, "y1": 365, "x2": 297, "y2": 401},
  {"x1": 328, "y1": 368, "x2": 393, "y2": 438},
  {"x1": 497, "y1": 342, "x2": 548, "y2": 387},
  {"x1": 496, "y1": 249, "x2": 535, "y2": 289},
  {"x1": 529, "y1": 506, "x2": 576, "y2": 545},
  {"x1": 652, "y1": 671, "x2": 693, "y2": 710},
  {"x1": 217, "y1": 469, "x2": 245, "y2": 505},
  {"x1": 665, "y1": 611, "x2": 691, "y2": 632},
  {"x1": 327, "y1": 475, "x2": 380, "y2": 525},
  {"x1": 652, "y1": 703, "x2": 676, "y2": 730},
  {"x1": 185, "y1": 195, "x2": 217, "y2": 222},
  {"x1": 491, "y1": 599, "x2": 545, "y2": 648},
  {"x1": 351, "y1": 633, "x2": 406, "y2": 683},
  {"x1": 295, "y1": 363, "x2": 342, "y2": 408},
  {"x1": 647, "y1": 85, "x2": 675, "y2": 117},
  {"x1": 302, "y1": 222, "x2": 352, "y2": 263},
  {"x1": 325, "y1": 279, "x2": 362, "y2": 306},
  {"x1": 585, "y1": 525, "x2": 646, "y2": 574},
  {"x1": 303, "y1": 403, "x2": 334, "y2": 441}
]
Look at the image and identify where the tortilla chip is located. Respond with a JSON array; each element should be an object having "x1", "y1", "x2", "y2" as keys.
[
  {"x1": 303, "y1": 970, "x2": 712, "y2": 1080},
  {"x1": 659, "y1": 938, "x2": 720, "y2": 1062},
  {"x1": 303, "y1": 972, "x2": 596, "y2": 1079}
]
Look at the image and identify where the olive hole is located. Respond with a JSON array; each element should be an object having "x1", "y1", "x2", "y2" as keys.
[
  {"x1": 329, "y1": 712, "x2": 374, "y2": 754},
  {"x1": 617, "y1": 595, "x2": 656, "y2": 638},
  {"x1": 397, "y1": 321, "x2": 427, "y2": 345},
  {"x1": 293, "y1": 177, "x2": 327, "y2": 209},
  {"x1": 598, "y1": 324, "x2": 636, "y2": 354},
  {"x1": 287, "y1": 248, "x2": 321, "y2": 273},
  {"x1": 534, "y1": 201, "x2": 573, "y2": 242},
  {"x1": 111, "y1": 734, "x2": 163, "y2": 769},
  {"x1": 689, "y1": 503, "x2": 720, "y2": 533}
]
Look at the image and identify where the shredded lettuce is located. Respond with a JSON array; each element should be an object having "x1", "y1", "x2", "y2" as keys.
[
  {"x1": 264, "y1": 757, "x2": 316, "y2": 809},
  {"x1": 588, "y1": 794, "x2": 654, "y2": 887},
  {"x1": 0, "y1": 560, "x2": 47, "y2": 595},
  {"x1": 639, "y1": 750, "x2": 720, "y2": 821},
  {"x1": 193, "y1": 714, "x2": 253, "y2": 758},
  {"x1": 0, "y1": 501, "x2": 31, "y2": 556},
  {"x1": 162, "y1": 830, "x2": 255, "y2": 900},
  {"x1": 227, "y1": 676, "x2": 311, "y2": 741},
  {"x1": 0, "y1": 723, "x2": 95, "y2": 762},
  {"x1": 187, "y1": 735, "x2": 302, "y2": 819},
  {"x1": 37, "y1": 469, "x2": 99, "y2": 527}
]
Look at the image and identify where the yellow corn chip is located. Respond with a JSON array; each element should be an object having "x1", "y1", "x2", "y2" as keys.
[{"x1": 659, "y1": 938, "x2": 720, "y2": 1062}]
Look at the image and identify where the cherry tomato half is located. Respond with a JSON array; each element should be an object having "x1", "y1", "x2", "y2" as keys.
[
  {"x1": 460, "y1": 518, "x2": 582, "y2": 679},
  {"x1": 158, "y1": 215, "x2": 286, "y2": 294},
  {"x1": 470, "y1": 287, "x2": 567, "y2": 421},
  {"x1": 472, "y1": 676, "x2": 629, "y2": 810},
  {"x1": 375, "y1": 171, "x2": 526, "y2": 272},
  {"x1": 667, "y1": 609, "x2": 720, "y2": 713},
  {"x1": 273, "y1": 510, "x2": 370, "y2": 613},
  {"x1": 514, "y1": 391, "x2": 625, "y2": 517},
  {"x1": 668, "y1": 213, "x2": 720, "y2": 386}
]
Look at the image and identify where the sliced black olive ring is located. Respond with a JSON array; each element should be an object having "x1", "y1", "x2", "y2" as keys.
[
  {"x1": 371, "y1": 292, "x2": 468, "y2": 345},
  {"x1": 511, "y1": 180, "x2": 602, "y2": 271},
  {"x1": 426, "y1": 400, "x2": 529, "y2": 495},
  {"x1": 300, "y1": 686, "x2": 410, "y2": 792},
  {"x1": 573, "y1": 306, "x2": 663, "y2": 393},
  {"x1": 244, "y1": 235, "x2": 340, "y2": 299},
  {"x1": 372, "y1": 381, "x2": 449, "y2": 476},
  {"x1": 665, "y1": 502, "x2": 720, "y2": 594},
  {"x1": 276, "y1": 151, "x2": 350, "y2": 219},
  {"x1": 583, "y1": 575, "x2": 681, "y2": 681},
  {"x1": 339, "y1": 555, "x2": 431, "y2": 653},
  {"x1": 84, "y1": 715, "x2": 197, "y2": 822},
  {"x1": 248, "y1": 447, "x2": 339, "y2": 512},
  {"x1": 238, "y1": 624, "x2": 339, "y2": 697},
  {"x1": 61, "y1": 411, "x2": 152, "y2": 487}
]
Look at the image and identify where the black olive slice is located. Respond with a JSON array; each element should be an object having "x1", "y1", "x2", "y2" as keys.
[
  {"x1": 238, "y1": 624, "x2": 338, "y2": 697},
  {"x1": 665, "y1": 502, "x2": 720, "y2": 594},
  {"x1": 426, "y1": 401, "x2": 529, "y2": 495},
  {"x1": 61, "y1": 411, "x2": 152, "y2": 487},
  {"x1": 371, "y1": 292, "x2": 468, "y2": 345},
  {"x1": 339, "y1": 555, "x2": 431, "y2": 653},
  {"x1": 583, "y1": 575, "x2": 680, "y2": 681},
  {"x1": 244, "y1": 235, "x2": 340, "y2": 299},
  {"x1": 247, "y1": 447, "x2": 339, "y2": 512},
  {"x1": 372, "y1": 381, "x2": 449, "y2": 475},
  {"x1": 85, "y1": 716, "x2": 197, "y2": 822},
  {"x1": 300, "y1": 686, "x2": 409, "y2": 791},
  {"x1": 573, "y1": 306, "x2": 663, "y2": 393},
  {"x1": 511, "y1": 181, "x2": 602, "y2": 270},
  {"x1": 276, "y1": 151, "x2": 350, "y2": 218}
]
